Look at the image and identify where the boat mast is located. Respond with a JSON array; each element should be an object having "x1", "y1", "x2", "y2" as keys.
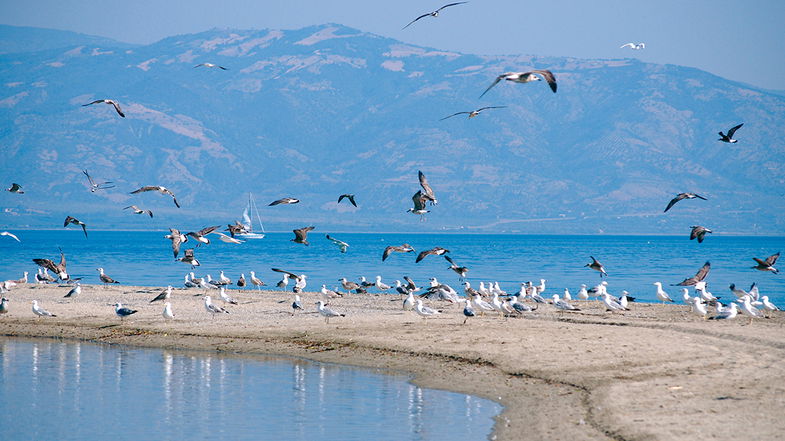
[{"x1": 250, "y1": 193, "x2": 266, "y2": 233}]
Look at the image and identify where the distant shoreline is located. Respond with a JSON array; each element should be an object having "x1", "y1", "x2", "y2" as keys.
[{"x1": 2, "y1": 284, "x2": 784, "y2": 440}]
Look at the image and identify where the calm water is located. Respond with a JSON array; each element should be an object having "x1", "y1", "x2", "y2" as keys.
[
  {"x1": 0, "y1": 230, "x2": 783, "y2": 304},
  {"x1": 0, "y1": 338, "x2": 501, "y2": 440}
]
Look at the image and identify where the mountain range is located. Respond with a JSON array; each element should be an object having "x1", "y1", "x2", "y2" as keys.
[{"x1": 1, "y1": 23, "x2": 783, "y2": 234}]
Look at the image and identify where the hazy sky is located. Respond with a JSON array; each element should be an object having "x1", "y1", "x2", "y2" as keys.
[{"x1": 2, "y1": 0, "x2": 784, "y2": 90}]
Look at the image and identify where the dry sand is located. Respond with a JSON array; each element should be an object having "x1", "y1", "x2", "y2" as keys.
[{"x1": 1, "y1": 283, "x2": 784, "y2": 440}]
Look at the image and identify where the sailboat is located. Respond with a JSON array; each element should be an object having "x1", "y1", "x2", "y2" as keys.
[{"x1": 236, "y1": 193, "x2": 266, "y2": 239}]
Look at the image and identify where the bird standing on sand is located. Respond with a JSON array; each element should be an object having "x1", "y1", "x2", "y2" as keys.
[
  {"x1": 480, "y1": 70, "x2": 557, "y2": 98},
  {"x1": 130, "y1": 186, "x2": 180, "y2": 208},
  {"x1": 689, "y1": 225, "x2": 712, "y2": 243},
  {"x1": 462, "y1": 301, "x2": 476, "y2": 324},
  {"x1": 64, "y1": 216, "x2": 88, "y2": 238},
  {"x1": 162, "y1": 302, "x2": 175, "y2": 320},
  {"x1": 414, "y1": 299, "x2": 441, "y2": 320},
  {"x1": 718, "y1": 123, "x2": 743, "y2": 143},
  {"x1": 204, "y1": 296, "x2": 229, "y2": 318},
  {"x1": 316, "y1": 301, "x2": 345, "y2": 323},
  {"x1": 218, "y1": 286, "x2": 238, "y2": 305},
  {"x1": 664, "y1": 192, "x2": 707, "y2": 212},
  {"x1": 64, "y1": 283, "x2": 81, "y2": 298},
  {"x1": 97, "y1": 268, "x2": 119, "y2": 286},
  {"x1": 114, "y1": 303, "x2": 137, "y2": 321},
  {"x1": 250, "y1": 271, "x2": 265, "y2": 290},
  {"x1": 337, "y1": 194, "x2": 357, "y2": 207},
  {"x1": 752, "y1": 252, "x2": 779, "y2": 274},
  {"x1": 291, "y1": 226, "x2": 314, "y2": 245},
  {"x1": 402, "y1": 2, "x2": 468, "y2": 29},
  {"x1": 150, "y1": 286, "x2": 173, "y2": 303},
  {"x1": 585, "y1": 256, "x2": 608, "y2": 278},
  {"x1": 0, "y1": 297, "x2": 8, "y2": 315},
  {"x1": 653, "y1": 282, "x2": 675, "y2": 304},
  {"x1": 237, "y1": 274, "x2": 246, "y2": 289},
  {"x1": 6, "y1": 183, "x2": 24, "y2": 194},
  {"x1": 82, "y1": 99, "x2": 125, "y2": 117},
  {"x1": 32, "y1": 300, "x2": 56, "y2": 317},
  {"x1": 291, "y1": 294, "x2": 303, "y2": 315},
  {"x1": 33, "y1": 249, "x2": 68, "y2": 281}
]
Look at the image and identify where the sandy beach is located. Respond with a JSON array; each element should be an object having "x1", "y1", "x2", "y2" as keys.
[{"x1": 1, "y1": 283, "x2": 784, "y2": 440}]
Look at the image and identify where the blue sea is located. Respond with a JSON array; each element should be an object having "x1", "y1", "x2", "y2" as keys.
[
  {"x1": 0, "y1": 338, "x2": 501, "y2": 440},
  {"x1": 0, "y1": 230, "x2": 783, "y2": 304}
]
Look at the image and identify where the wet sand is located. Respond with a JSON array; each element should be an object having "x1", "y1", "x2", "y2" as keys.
[{"x1": 1, "y1": 283, "x2": 784, "y2": 440}]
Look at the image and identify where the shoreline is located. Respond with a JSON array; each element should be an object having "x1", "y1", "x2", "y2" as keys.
[{"x1": 2, "y1": 284, "x2": 784, "y2": 440}]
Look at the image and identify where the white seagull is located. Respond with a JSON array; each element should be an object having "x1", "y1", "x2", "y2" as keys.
[
  {"x1": 32, "y1": 300, "x2": 56, "y2": 317},
  {"x1": 1, "y1": 231, "x2": 21, "y2": 242},
  {"x1": 653, "y1": 282, "x2": 675, "y2": 304},
  {"x1": 162, "y1": 302, "x2": 175, "y2": 320},
  {"x1": 414, "y1": 299, "x2": 441, "y2": 320},
  {"x1": 204, "y1": 296, "x2": 229, "y2": 318},
  {"x1": 479, "y1": 69, "x2": 557, "y2": 98},
  {"x1": 114, "y1": 303, "x2": 138, "y2": 321},
  {"x1": 316, "y1": 301, "x2": 345, "y2": 323},
  {"x1": 620, "y1": 42, "x2": 645, "y2": 50}
]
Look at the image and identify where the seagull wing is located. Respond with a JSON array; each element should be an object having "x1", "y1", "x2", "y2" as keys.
[
  {"x1": 32, "y1": 258, "x2": 58, "y2": 273},
  {"x1": 64, "y1": 216, "x2": 74, "y2": 227},
  {"x1": 412, "y1": 191, "x2": 428, "y2": 211},
  {"x1": 110, "y1": 100, "x2": 125, "y2": 117},
  {"x1": 382, "y1": 246, "x2": 394, "y2": 261},
  {"x1": 293, "y1": 226, "x2": 314, "y2": 242},
  {"x1": 82, "y1": 100, "x2": 105, "y2": 106},
  {"x1": 674, "y1": 261, "x2": 711, "y2": 286},
  {"x1": 620, "y1": 43, "x2": 634, "y2": 49},
  {"x1": 83, "y1": 170, "x2": 96, "y2": 186},
  {"x1": 197, "y1": 225, "x2": 221, "y2": 236},
  {"x1": 271, "y1": 268, "x2": 299, "y2": 279},
  {"x1": 477, "y1": 106, "x2": 507, "y2": 112},
  {"x1": 437, "y1": 2, "x2": 469, "y2": 12},
  {"x1": 268, "y1": 198, "x2": 286, "y2": 206},
  {"x1": 415, "y1": 249, "x2": 433, "y2": 263},
  {"x1": 443, "y1": 254, "x2": 456, "y2": 265},
  {"x1": 1, "y1": 231, "x2": 20, "y2": 242},
  {"x1": 130, "y1": 186, "x2": 158, "y2": 194},
  {"x1": 765, "y1": 252, "x2": 780, "y2": 266},
  {"x1": 479, "y1": 75, "x2": 505, "y2": 98},
  {"x1": 439, "y1": 111, "x2": 471, "y2": 121},
  {"x1": 531, "y1": 69, "x2": 557, "y2": 93},
  {"x1": 690, "y1": 226, "x2": 700, "y2": 240},
  {"x1": 726, "y1": 123, "x2": 743, "y2": 139},
  {"x1": 402, "y1": 13, "x2": 431, "y2": 29},
  {"x1": 664, "y1": 194, "x2": 686, "y2": 212},
  {"x1": 418, "y1": 171, "x2": 436, "y2": 200}
]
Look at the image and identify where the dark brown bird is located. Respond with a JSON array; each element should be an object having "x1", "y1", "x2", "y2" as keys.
[
  {"x1": 178, "y1": 248, "x2": 200, "y2": 268},
  {"x1": 673, "y1": 261, "x2": 711, "y2": 286},
  {"x1": 382, "y1": 244, "x2": 416, "y2": 261},
  {"x1": 689, "y1": 226, "x2": 712, "y2": 243},
  {"x1": 585, "y1": 256, "x2": 607, "y2": 278},
  {"x1": 444, "y1": 255, "x2": 469, "y2": 279},
  {"x1": 718, "y1": 123, "x2": 743, "y2": 143},
  {"x1": 33, "y1": 248, "x2": 68, "y2": 281},
  {"x1": 82, "y1": 99, "x2": 125, "y2": 117},
  {"x1": 6, "y1": 183, "x2": 24, "y2": 194},
  {"x1": 165, "y1": 228, "x2": 187, "y2": 259},
  {"x1": 664, "y1": 192, "x2": 707, "y2": 213},
  {"x1": 418, "y1": 171, "x2": 437, "y2": 205},
  {"x1": 291, "y1": 226, "x2": 314, "y2": 245},
  {"x1": 130, "y1": 186, "x2": 180, "y2": 208},
  {"x1": 64, "y1": 216, "x2": 88, "y2": 238},
  {"x1": 337, "y1": 194, "x2": 357, "y2": 207},
  {"x1": 416, "y1": 247, "x2": 450, "y2": 263},
  {"x1": 752, "y1": 252, "x2": 779, "y2": 274}
]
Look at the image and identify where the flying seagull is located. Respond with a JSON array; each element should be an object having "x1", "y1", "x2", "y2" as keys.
[
  {"x1": 672, "y1": 261, "x2": 711, "y2": 286},
  {"x1": 131, "y1": 186, "x2": 180, "y2": 208},
  {"x1": 64, "y1": 216, "x2": 88, "y2": 238},
  {"x1": 33, "y1": 248, "x2": 68, "y2": 281},
  {"x1": 178, "y1": 248, "x2": 200, "y2": 268},
  {"x1": 402, "y1": 2, "x2": 468, "y2": 29},
  {"x1": 326, "y1": 234, "x2": 349, "y2": 253},
  {"x1": 752, "y1": 252, "x2": 779, "y2": 274},
  {"x1": 444, "y1": 255, "x2": 469, "y2": 279},
  {"x1": 718, "y1": 123, "x2": 743, "y2": 143},
  {"x1": 337, "y1": 194, "x2": 357, "y2": 207},
  {"x1": 268, "y1": 197, "x2": 299, "y2": 206},
  {"x1": 690, "y1": 225, "x2": 712, "y2": 243},
  {"x1": 82, "y1": 170, "x2": 115, "y2": 192},
  {"x1": 165, "y1": 228, "x2": 187, "y2": 258},
  {"x1": 382, "y1": 244, "x2": 415, "y2": 261},
  {"x1": 585, "y1": 256, "x2": 608, "y2": 278},
  {"x1": 663, "y1": 192, "x2": 707, "y2": 212},
  {"x1": 416, "y1": 247, "x2": 450, "y2": 263},
  {"x1": 440, "y1": 106, "x2": 506, "y2": 121},
  {"x1": 407, "y1": 191, "x2": 431, "y2": 221},
  {"x1": 186, "y1": 225, "x2": 221, "y2": 246},
  {"x1": 479, "y1": 70, "x2": 557, "y2": 98},
  {"x1": 620, "y1": 42, "x2": 645, "y2": 50},
  {"x1": 123, "y1": 205, "x2": 153, "y2": 218},
  {"x1": 194, "y1": 62, "x2": 228, "y2": 70},
  {"x1": 291, "y1": 226, "x2": 314, "y2": 245},
  {"x1": 214, "y1": 232, "x2": 244, "y2": 244},
  {"x1": 1, "y1": 231, "x2": 20, "y2": 242},
  {"x1": 82, "y1": 99, "x2": 125, "y2": 117},
  {"x1": 418, "y1": 171, "x2": 437, "y2": 205},
  {"x1": 6, "y1": 183, "x2": 24, "y2": 194}
]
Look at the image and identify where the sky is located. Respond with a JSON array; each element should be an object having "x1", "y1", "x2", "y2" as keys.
[{"x1": 1, "y1": 0, "x2": 784, "y2": 90}]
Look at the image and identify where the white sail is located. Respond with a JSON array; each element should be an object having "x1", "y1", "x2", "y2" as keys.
[
  {"x1": 242, "y1": 207, "x2": 252, "y2": 230},
  {"x1": 237, "y1": 193, "x2": 265, "y2": 239}
]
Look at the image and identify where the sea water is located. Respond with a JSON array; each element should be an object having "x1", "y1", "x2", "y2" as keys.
[
  {"x1": 0, "y1": 338, "x2": 501, "y2": 440},
  {"x1": 0, "y1": 230, "x2": 783, "y2": 304}
]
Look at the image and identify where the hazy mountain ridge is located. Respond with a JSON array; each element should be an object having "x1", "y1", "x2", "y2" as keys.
[{"x1": 1, "y1": 24, "x2": 783, "y2": 234}]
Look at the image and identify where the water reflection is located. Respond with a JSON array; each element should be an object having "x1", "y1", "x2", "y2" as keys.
[{"x1": 0, "y1": 339, "x2": 501, "y2": 440}]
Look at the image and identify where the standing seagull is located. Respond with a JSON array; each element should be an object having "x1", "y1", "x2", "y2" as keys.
[
  {"x1": 752, "y1": 252, "x2": 779, "y2": 274},
  {"x1": 479, "y1": 70, "x2": 557, "y2": 98},
  {"x1": 653, "y1": 282, "x2": 675, "y2": 304},
  {"x1": 414, "y1": 299, "x2": 441, "y2": 320},
  {"x1": 337, "y1": 194, "x2": 357, "y2": 207},
  {"x1": 194, "y1": 62, "x2": 227, "y2": 70},
  {"x1": 689, "y1": 226, "x2": 712, "y2": 243},
  {"x1": 130, "y1": 186, "x2": 180, "y2": 208},
  {"x1": 326, "y1": 234, "x2": 349, "y2": 253},
  {"x1": 32, "y1": 300, "x2": 56, "y2": 318},
  {"x1": 268, "y1": 197, "x2": 299, "y2": 206},
  {"x1": 316, "y1": 301, "x2": 345, "y2": 323},
  {"x1": 585, "y1": 256, "x2": 608, "y2": 278},
  {"x1": 82, "y1": 99, "x2": 125, "y2": 117},
  {"x1": 97, "y1": 268, "x2": 119, "y2": 286},
  {"x1": 162, "y1": 302, "x2": 175, "y2": 320},
  {"x1": 249, "y1": 271, "x2": 265, "y2": 290},
  {"x1": 620, "y1": 42, "x2": 645, "y2": 50},
  {"x1": 402, "y1": 2, "x2": 468, "y2": 29},
  {"x1": 82, "y1": 170, "x2": 115, "y2": 192},
  {"x1": 64, "y1": 216, "x2": 88, "y2": 238},
  {"x1": 64, "y1": 283, "x2": 81, "y2": 298},
  {"x1": 204, "y1": 296, "x2": 229, "y2": 318},
  {"x1": 291, "y1": 226, "x2": 314, "y2": 245},
  {"x1": 1, "y1": 231, "x2": 20, "y2": 242},
  {"x1": 416, "y1": 247, "x2": 450, "y2": 263},
  {"x1": 150, "y1": 286, "x2": 173, "y2": 303},
  {"x1": 113, "y1": 303, "x2": 137, "y2": 321},
  {"x1": 0, "y1": 297, "x2": 8, "y2": 315},
  {"x1": 382, "y1": 244, "x2": 415, "y2": 261},
  {"x1": 291, "y1": 294, "x2": 303, "y2": 315},
  {"x1": 440, "y1": 106, "x2": 506, "y2": 120},
  {"x1": 718, "y1": 123, "x2": 743, "y2": 143},
  {"x1": 673, "y1": 261, "x2": 711, "y2": 286},
  {"x1": 664, "y1": 192, "x2": 707, "y2": 212},
  {"x1": 123, "y1": 205, "x2": 153, "y2": 218},
  {"x1": 6, "y1": 183, "x2": 24, "y2": 194}
]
